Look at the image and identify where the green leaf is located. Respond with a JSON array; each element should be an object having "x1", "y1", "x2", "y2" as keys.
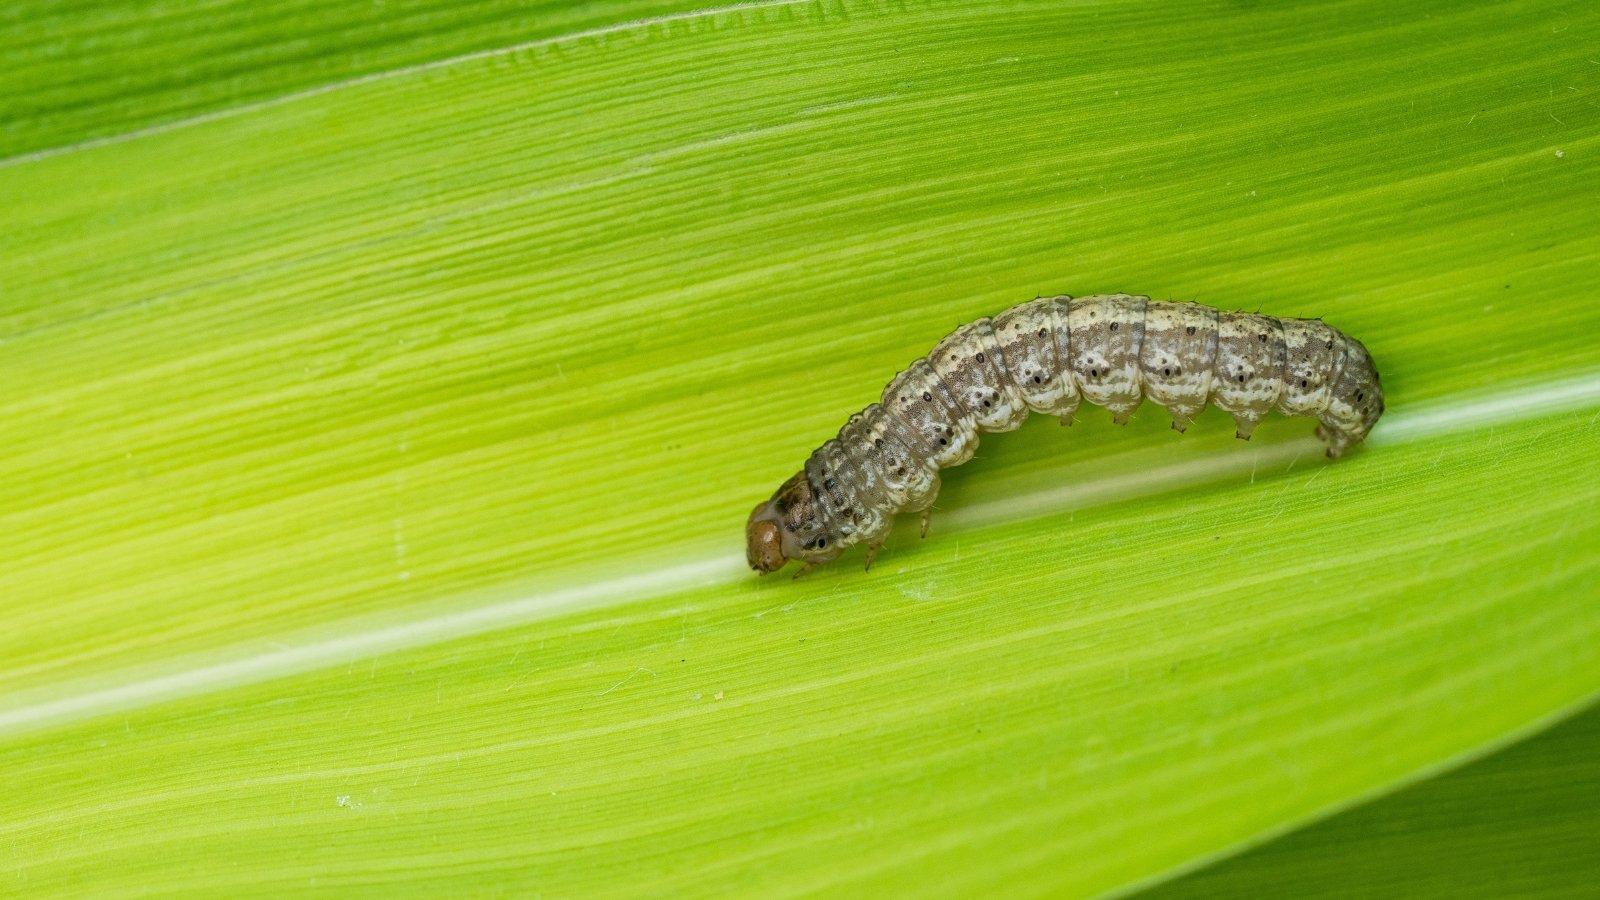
[
  {"x1": 1147, "y1": 698, "x2": 1600, "y2": 898},
  {"x1": 3, "y1": 0, "x2": 1598, "y2": 895}
]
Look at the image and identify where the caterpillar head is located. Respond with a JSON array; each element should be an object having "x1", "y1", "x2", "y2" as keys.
[{"x1": 746, "y1": 472, "x2": 835, "y2": 574}]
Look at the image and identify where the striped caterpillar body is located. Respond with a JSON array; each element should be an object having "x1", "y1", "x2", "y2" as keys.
[{"x1": 745, "y1": 294, "x2": 1384, "y2": 576}]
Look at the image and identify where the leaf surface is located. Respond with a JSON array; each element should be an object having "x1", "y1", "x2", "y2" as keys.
[{"x1": 2, "y1": 0, "x2": 1598, "y2": 895}]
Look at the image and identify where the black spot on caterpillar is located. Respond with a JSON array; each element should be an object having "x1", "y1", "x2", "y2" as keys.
[{"x1": 745, "y1": 294, "x2": 1384, "y2": 576}]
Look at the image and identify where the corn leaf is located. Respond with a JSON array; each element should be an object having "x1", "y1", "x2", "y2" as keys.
[
  {"x1": 1149, "y1": 700, "x2": 1600, "y2": 898},
  {"x1": 3, "y1": 0, "x2": 1598, "y2": 895}
]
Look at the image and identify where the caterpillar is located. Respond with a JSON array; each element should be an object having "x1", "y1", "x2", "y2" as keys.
[{"x1": 746, "y1": 293, "x2": 1384, "y2": 576}]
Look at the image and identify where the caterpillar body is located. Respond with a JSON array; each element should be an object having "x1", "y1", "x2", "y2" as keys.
[{"x1": 745, "y1": 294, "x2": 1384, "y2": 576}]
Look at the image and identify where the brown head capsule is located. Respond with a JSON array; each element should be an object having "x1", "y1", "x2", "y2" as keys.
[
  {"x1": 746, "y1": 506, "x2": 787, "y2": 574},
  {"x1": 746, "y1": 293, "x2": 1384, "y2": 575}
]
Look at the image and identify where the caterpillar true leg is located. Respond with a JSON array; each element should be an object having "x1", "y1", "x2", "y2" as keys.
[
  {"x1": 745, "y1": 293, "x2": 1383, "y2": 575},
  {"x1": 864, "y1": 539, "x2": 884, "y2": 572}
]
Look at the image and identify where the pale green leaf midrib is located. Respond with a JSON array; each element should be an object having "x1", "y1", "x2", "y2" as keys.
[{"x1": 2, "y1": 368, "x2": 1595, "y2": 740}]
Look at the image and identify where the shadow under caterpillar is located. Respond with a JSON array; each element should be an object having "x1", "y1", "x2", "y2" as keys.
[{"x1": 746, "y1": 294, "x2": 1384, "y2": 576}]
